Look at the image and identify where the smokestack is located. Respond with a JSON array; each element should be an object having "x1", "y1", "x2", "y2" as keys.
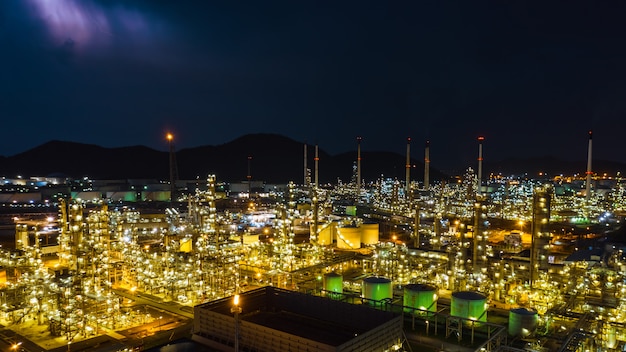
[
  {"x1": 247, "y1": 155, "x2": 252, "y2": 195},
  {"x1": 424, "y1": 140, "x2": 430, "y2": 191},
  {"x1": 357, "y1": 136, "x2": 362, "y2": 193},
  {"x1": 405, "y1": 137, "x2": 411, "y2": 194},
  {"x1": 304, "y1": 143, "x2": 308, "y2": 186},
  {"x1": 166, "y1": 133, "x2": 178, "y2": 202},
  {"x1": 315, "y1": 144, "x2": 319, "y2": 189},
  {"x1": 586, "y1": 130, "x2": 593, "y2": 202},
  {"x1": 477, "y1": 136, "x2": 484, "y2": 196}
]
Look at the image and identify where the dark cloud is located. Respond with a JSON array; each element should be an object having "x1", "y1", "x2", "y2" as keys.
[{"x1": 1, "y1": 1, "x2": 626, "y2": 171}]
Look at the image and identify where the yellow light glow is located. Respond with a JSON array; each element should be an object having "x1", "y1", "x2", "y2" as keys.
[{"x1": 233, "y1": 294, "x2": 240, "y2": 306}]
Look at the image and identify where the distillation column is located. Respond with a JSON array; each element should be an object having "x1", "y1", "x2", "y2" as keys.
[
  {"x1": 530, "y1": 184, "x2": 552, "y2": 289},
  {"x1": 585, "y1": 130, "x2": 593, "y2": 204},
  {"x1": 311, "y1": 145, "x2": 320, "y2": 244}
]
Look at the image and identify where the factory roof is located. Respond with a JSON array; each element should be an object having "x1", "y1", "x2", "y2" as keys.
[{"x1": 195, "y1": 286, "x2": 401, "y2": 347}]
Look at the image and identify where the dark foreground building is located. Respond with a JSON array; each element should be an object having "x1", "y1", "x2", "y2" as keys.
[{"x1": 192, "y1": 286, "x2": 403, "y2": 352}]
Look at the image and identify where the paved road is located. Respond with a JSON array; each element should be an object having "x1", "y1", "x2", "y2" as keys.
[{"x1": 113, "y1": 289, "x2": 193, "y2": 319}]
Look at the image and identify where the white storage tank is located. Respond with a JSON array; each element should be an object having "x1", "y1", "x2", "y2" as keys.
[
  {"x1": 336, "y1": 226, "x2": 361, "y2": 249},
  {"x1": 362, "y1": 276, "x2": 392, "y2": 304},
  {"x1": 450, "y1": 291, "x2": 488, "y2": 323},
  {"x1": 315, "y1": 221, "x2": 336, "y2": 245},
  {"x1": 403, "y1": 283, "x2": 437, "y2": 315},
  {"x1": 508, "y1": 307, "x2": 538, "y2": 337},
  {"x1": 360, "y1": 222, "x2": 379, "y2": 245}
]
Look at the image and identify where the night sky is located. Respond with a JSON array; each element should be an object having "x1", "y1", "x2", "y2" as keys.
[{"x1": 2, "y1": 1, "x2": 626, "y2": 171}]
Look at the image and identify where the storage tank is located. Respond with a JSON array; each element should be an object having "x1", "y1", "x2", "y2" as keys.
[
  {"x1": 316, "y1": 221, "x2": 335, "y2": 245},
  {"x1": 323, "y1": 272, "x2": 343, "y2": 298},
  {"x1": 361, "y1": 222, "x2": 379, "y2": 245},
  {"x1": 508, "y1": 308, "x2": 538, "y2": 337},
  {"x1": 362, "y1": 277, "x2": 392, "y2": 304},
  {"x1": 403, "y1": 284, "x2": 437, "y2": 315},
  {"x1": 607, "y1": 325, "x2": 617, "y2": 349},
  {"x1": 336, "y1": 226, "x2": 361, "y2": 249},
  {"x1": 450, "y1": 291, "x2": 487, "y2": 323}
]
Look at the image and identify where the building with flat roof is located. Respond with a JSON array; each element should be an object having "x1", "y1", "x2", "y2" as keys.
[{"x1": 193, "y1": 286, "x2": 404, "y2": 352}]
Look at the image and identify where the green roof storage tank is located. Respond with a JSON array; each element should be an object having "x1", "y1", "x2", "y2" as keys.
[
  {"x1": 362, "y1": 276, "x2": 392, "y2": 304},
  {"x1": 508, "y1": 307, "x2": 538, "y2": 337},
  {"x1": 450, "y1": 291, "x2": 487, "y2": 323},
  {"x1": 403, "y1": 283, "x2": 437, "y2": 315},
  {"x1": 323, "y1": 272, "x2": 343, "y2": 299}
]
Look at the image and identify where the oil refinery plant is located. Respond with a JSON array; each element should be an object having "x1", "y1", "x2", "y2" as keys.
[{"x1": 1, "y1": 134, "x2": 626, "y2": 352}]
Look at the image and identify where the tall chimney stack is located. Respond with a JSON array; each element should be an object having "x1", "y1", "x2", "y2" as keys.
[
  {"x1": 477, "y1": 136, "x2": 484, "y2": 197},
  {"x1": 405, "y1": 137, "x2": 411, "y2": 194},
  {"x1": 357, "y1": 136, "x2": 362, "y2": 193},
  {"x1": 586, "y1": 130, "x2": 593, "y2": 202},
  {"x1": 424, "y1": 140, "x2": 430, "y2": 191},
  {"x1": 315, "y1": 144, "x2": 319, "y2": 189}
]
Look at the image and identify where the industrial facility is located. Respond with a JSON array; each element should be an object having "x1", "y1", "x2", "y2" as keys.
[{"x1": 0, "y1": 133, "x2": 624, "y2": 351}]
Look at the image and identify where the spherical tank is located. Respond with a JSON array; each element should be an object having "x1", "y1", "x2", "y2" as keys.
[
  {"x1": 362, "y1": 277, "x2": 392, "y2": 304},
  {"x1": 508, "y1": 308, "x2": 538, "y2": 337},
  {"x1": 360, "y1": 222, "x2": 379, "y2": 245},
  {"x1": 403, "y1": 284, "x2": 437, "y2": 315},
  {"x1": 336, "y1": 226, "x2": 361, "y2": 249},
  {"x1": 450, "y1": 291, "x2": 487, "y2": 323},
  {"x1": 323, "y1": 272, "x2": 343, "y2": 298}
]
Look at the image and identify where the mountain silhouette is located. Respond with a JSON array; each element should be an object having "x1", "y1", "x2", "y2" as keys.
[
  {"x1": 0, "y1": 134, "x2": 446, "y2": 184},
  {"x1": 1, "y1": 134, "x2": 624, "y2": 183}
]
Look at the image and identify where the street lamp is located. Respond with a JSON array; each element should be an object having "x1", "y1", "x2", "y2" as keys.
[{"x1": 231, "y1": 294, "x2": 242, "y2": 352}]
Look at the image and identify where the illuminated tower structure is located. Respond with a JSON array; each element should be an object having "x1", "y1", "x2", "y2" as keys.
[
  {"x1": 470, "y1": 136, "x2": 487, "y2": 275},
  {"x1": 413, "y1": 205, "x2": 421, "y2": 248},
  {"x1": 286, "y1": 182, "x2": 297, "y2": 270},
  {"x1": 84, "y1": 205, "x2": 111, "y2": 288},
  {"x1": 477, "y1": 136, "x2": 484, "y2": 196},
  {"x1": 405, "y1": 137, "x2": 411, "y2": 196},
  {"x1": 204, "y1": 175, "x2": 219, "y2": 250},
  {"x1": 472, "y1": 199, "x2": 486, "y2": 275},
  {"x1": 530, "y1": 184, "x2": 552, "y2": 289},
  {"x1": 304, "y1": 143, "x2": 310, "y2": 187},
  {"x1": 585, "y1": 130, "x2": 593, "y2": 204},
  {"x1": 311, "y1": 145, "x2": 320, "y2": 244},
  {"x1": 167, "y1": 133, "x2": 178, "y2": 202},
  {"x1": 391, "y1": 179, "x2": 401, "y2": 212},
  {"x1": 356, "y1": 136, "x2": 362, "y2": 195},
  {"x1": 304, "y1": 143, "x2": 308, "y2": 186},
  {"x1": 58, "y1": 199, "x2": 85, "y2": 270},
  {"x1": 314, "y1": 144, "x2": 319, "y2": 189},
  {"x1": 462, "y1": 168, "x2": 477, "y2": 204},
  {"x1": 424, "y1": 140, "x2": 430, "y2": 191},
  {"x1": 275, "y1": 182, "x2": 297, "y2": 272}
]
